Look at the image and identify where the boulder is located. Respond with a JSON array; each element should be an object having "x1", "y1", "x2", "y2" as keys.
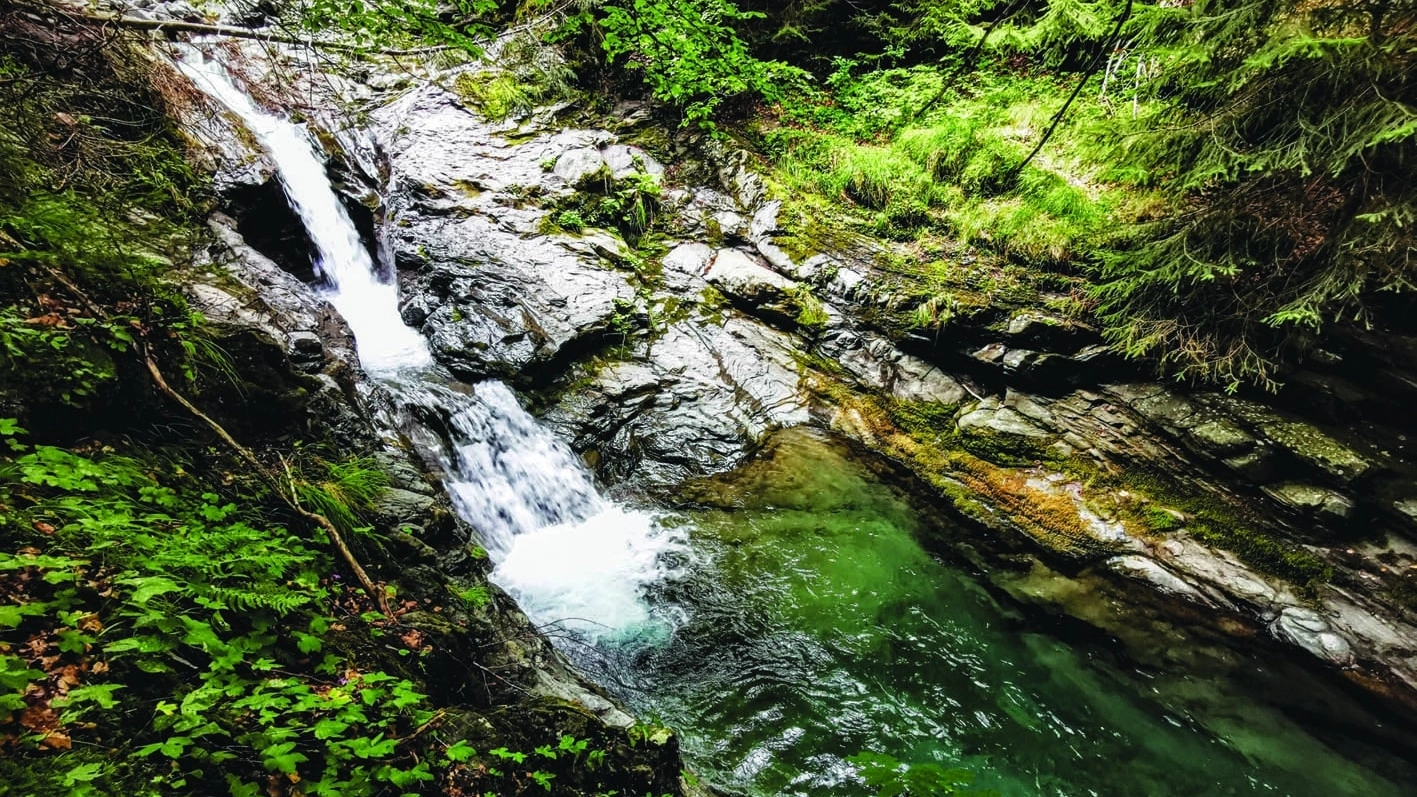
[
  {"x1": 542, "y1": 318, "x2": 808, "y2": 489},
  {"x1": 1270, "y1": 607, "x2": 1355, "y2": 666}
]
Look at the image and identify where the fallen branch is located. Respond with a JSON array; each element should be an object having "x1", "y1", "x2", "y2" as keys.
[
  {"x1": 41, "y1": 264, "x2": 393, "y2": 618},
  {"x1": 80, "y1": 12, "x2": 456, "y2": 55},
  {"x1": 1002, "y1": 0, "x2": 1134, "y2": 184}
]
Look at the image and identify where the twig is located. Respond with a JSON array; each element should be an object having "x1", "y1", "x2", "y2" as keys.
[{"x1": 39, "y1": 264, "x2": 394, "y2": 618}]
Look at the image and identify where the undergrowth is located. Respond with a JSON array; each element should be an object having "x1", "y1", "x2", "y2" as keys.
[{"x1": 759, "y1": 65, "x2": 1127, "y2": 263}]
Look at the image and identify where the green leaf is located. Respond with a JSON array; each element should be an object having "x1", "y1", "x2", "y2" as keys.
[
  {"x1": 55, "y1": 683, "x2": 123, "y2": 709},
  {"x1": 261, "y1": 741, "x2": 309, "y2": 774},
  {"x1": 313, "y1": 718, "x2": 350, "y2": 740},
  {"x1": 123, "y1": 575, "x2": 181, "y2": 604},
  {"x1": 444, "y1": 739, "x2": 476, "y2": 762},
  {"x1": 63, "y1": 762, "x2": 104, "y2": 785}
]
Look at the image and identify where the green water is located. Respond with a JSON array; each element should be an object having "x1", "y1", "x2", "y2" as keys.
[{"x1": 582, "y1": 429, "x2": 1415, "y2": 796}]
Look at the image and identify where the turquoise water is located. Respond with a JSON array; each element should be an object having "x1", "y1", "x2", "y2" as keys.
[{"x1": 577, "y1": 429, "x2": 1415, "y2": 796}]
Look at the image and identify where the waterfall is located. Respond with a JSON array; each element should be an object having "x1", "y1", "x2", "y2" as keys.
[
  {"x1": 177, "y1": 47, "x2": 683, "y2": 642},
  {"x1": 175, "y1": 48, "x2": 432, "y2": 375}
]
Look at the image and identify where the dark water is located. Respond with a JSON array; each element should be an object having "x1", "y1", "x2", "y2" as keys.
[{"x1": 572, "y1": 429, "x2": 1414, "y2": 796}]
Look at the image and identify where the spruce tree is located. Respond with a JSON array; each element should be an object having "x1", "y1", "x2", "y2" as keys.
[{"x1": 1095, "y1": 0, "x2": 1417, "y2": 389}]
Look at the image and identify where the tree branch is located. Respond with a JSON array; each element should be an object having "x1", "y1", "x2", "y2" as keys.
[
  {"x1": 41, "y1": 264, "x2": 394, "y2": 618},
  {"x1": 1003, "y1": 0, "x2": 1134, "y2": 185},
  {"x1": 80, "y1": 12, "x2": 456, "y2": 56}
]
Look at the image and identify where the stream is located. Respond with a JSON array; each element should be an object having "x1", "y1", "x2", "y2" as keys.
[{"x1": 179, "y1": 49, "x2": 1417, "y2": 797}]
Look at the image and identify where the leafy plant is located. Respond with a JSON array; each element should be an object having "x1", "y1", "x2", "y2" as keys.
[{"x1": 542, "y1": 0, "x2": 808, "y2": 127}]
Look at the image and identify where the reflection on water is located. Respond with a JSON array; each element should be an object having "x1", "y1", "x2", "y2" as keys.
[{"x1": 562, "y1": 429, "x2": 1414, "y2": 797}]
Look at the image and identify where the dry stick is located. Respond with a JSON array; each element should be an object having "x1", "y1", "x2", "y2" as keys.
[{"x1": 40, "y1": 265, "x2": 393, "y2": 618}]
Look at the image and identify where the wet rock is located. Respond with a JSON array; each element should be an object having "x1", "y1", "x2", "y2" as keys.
[
  {"x1": 1270, "y1": 607, "x2": 1354, "y2": 666},
  {"x1": 198, "y1": 214, "x2": 359, "y2": 376},
  {"x1": 1003, "y1": 311, "x2": 1090, "y2": 351},
  {"x1": 1156, "y1": 538, "x2": 1289, "y2": 608},
  {"x1": 373, "y1": 487, "x2": 440, "y2": 530},
  {"x1": 1262, "y1": 482, "x2": 1356, "y2": 522},
  {"x1": 679, "y1": 187, "x2": 749, "y2": 241},
  {"x1": 411, "y1": 232, "x2": 634, "y2": 381},
  {"x1": 660, "y1": 242, "x2": 714, "y2": 293},
  {"x1": 702, "y1": 248, "x2": 800, "y2": 323},
  {"x1": 956, "y1": 400, "x2": 1053, "y2": 463},
  {"x1": 892, "y1": 355, "x2": 968, "y2": 406},
  {"x1": 1395, "y1": 496, "x2": 1417, "y2": 523},
  {"x1": 1128, "y1": 390, "x2": 1200, "y2": 430},
  {"x1": 542, "y1": 318, "x2": 807, "y2": 489},
  {"x1": 1220, "y1": 448, "x2": 1278, "y2": 482},
  {"x1": 553, "y1": 146, "x2": 608, "y2": 186},
  {"x1": 703, "y1": 248, "x2": 797, "y2": 302},
  {"x1": 1185, "y1": 418, "x2": 1257, "y2": 458},
  {"x1": 1257, "y1": 418, "x2": 1373, "y2": 485},
  {"x1": 602, "y1": 144, "x2": 664, "y2": 180},
  {"x1": 1106, "y1": 555, "x2": 1215, "y2": 606},
  {"x1": 957, "y1": 402, "x2": 1051, "y2": 441}
]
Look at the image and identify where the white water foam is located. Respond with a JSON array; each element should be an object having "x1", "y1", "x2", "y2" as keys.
[
  {"x1": 177, "y1": 49, "x2": 683, "y2": 642},
  {"x1": 406, "y1": 380, "x2": 686, "y2": 642},
  {"x1": 175, "y1": 48, "x2": 432, "y2": 375}
]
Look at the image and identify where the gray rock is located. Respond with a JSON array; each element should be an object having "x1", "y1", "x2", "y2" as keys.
[
  {"x1": 1185, "y1": 418, "x2": 1257, "y2": 457},
  {"x1": 1106, "y1": 555, "x2": 1214, "y2": 606},
  {"x1": 1270, "y1": 607, "x2": 1354, "y2": 666},
  {"x1": 1129, "y1": 390, "x2": 1200, "y2": 430},
  {"x1": 602, "y1": 144, "x2": 664, "y2": 180},
  {"x1": 543, "y1": 318, "x2": 807, "y2": 489},
  {"x1": 1258, "y1": 419, "x2": 1373, "y2": 485},
  {"x1": 1262, "y1": 482, "x2": 1355, "y2": 522},
  {"x1": 401, "y1": 216, "x2": 635, "y2": 381},
  {"x1": 892, "y1": 355, "x2": 968, "y2": 406},
  {"x1": 1220, "y1": 448, "x2": 1278, "y2": 481},
  {"x1": 196, "y1": 214, "x2": 359, "y2": 375},
  {"x1": 553, "y1": 147, "x2": 608, "y2": 186},
  {"x1": 374, "y1": 487, "x2": 440, "y2": 530},
  {"x1": 952, "y1": 399, "x2": 1054, "y2": 436},
  {"x1": 702, "y1": 248, "x2": 800, "y2": 321}
]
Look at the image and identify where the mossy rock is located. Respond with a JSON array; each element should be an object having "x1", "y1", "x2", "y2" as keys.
[{"x1": 954, "y1": 404, "x2": 1054, "y2": 465}]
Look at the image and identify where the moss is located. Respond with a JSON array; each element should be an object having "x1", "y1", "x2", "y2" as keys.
[
  {"x1": 1142, "y1": 506, "x2": 1184, "y2": 533},
  {"x1": 1086, "y1": 463, "x2": 1337, "y2": 595},
  {"x1": 805, "y1": 364, "x2": 1340, "y2": 593},
  {"x1": 954, "y1": 425, "x2": 1053, "y2": 467},
  {"x1": 805, "y1": 374, "x2": 1119, "y2": 559},
  {"x1": 790, "y1": 284, "x2": 830, "y2": 330},
  {"x1": 1188, "y1": 520, "x2": 1333, "y2": 596},
  {"x1": 887, "y1": 399, "x2": 960, "y2": 440},
  {"x1": 1383, "y1": 571, "x2": 1417, "y2": 613}
]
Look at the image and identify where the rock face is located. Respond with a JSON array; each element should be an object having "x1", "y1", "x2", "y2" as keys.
[
  {"x1": 361, "y1": 84, "x2": 815, "y2": 487},
  {"x1": 544, "y1": 319, "x2": 809, "y2": 489},
  {"x1": 368, "y1": 87, "x2": 648, "y2": 383},
  {"x1": 207, "y1": 37, "x2": 1417, "y2": 726}
]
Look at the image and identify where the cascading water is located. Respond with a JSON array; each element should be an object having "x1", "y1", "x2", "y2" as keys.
[
  {"x1": 175, "y1": 46, "x2": 682, "y2": 640},
  {"x1": 396, "y1": 378, "x2": 686, "y2": 641},
  {"x1": 175, "y1": 48, "x2": 431, "y2": 375},
  {"x1": 175, "y1": 47, "x2": 1417, "y2": 797}
]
